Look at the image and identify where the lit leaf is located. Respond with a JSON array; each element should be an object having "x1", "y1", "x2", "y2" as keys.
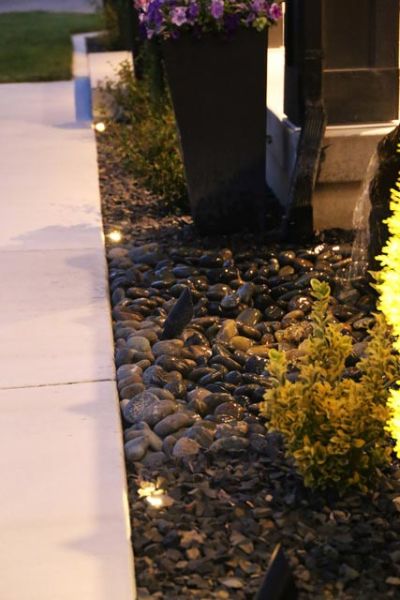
[{"x1": 353, "y1": 439, "x2": 366, "y2": 448}]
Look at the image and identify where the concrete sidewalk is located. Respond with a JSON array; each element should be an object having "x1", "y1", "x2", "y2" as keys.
[
  {"x1": 0, "y1": 40, "x2": 135, "y2": 600},
  {"x1": 0, "y1": 0, "x2": 100, "y2": 12}
]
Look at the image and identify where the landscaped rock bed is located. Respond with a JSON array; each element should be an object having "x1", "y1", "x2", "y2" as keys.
[{"x1": 98, "y1": 129, "x2": 400, "y2": 599}]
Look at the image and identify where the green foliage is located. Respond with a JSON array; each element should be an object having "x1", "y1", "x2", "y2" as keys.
[
  {"x1": 102, "y1": 0, "x2": 133, "y2": 50},
  {"x1": 0, "y1": 11, "x2": 103, "y2": 83},
  {"x1": 103, "y1": 62, "x2": 188, "y2": 213},
  {"x1": 260, "y1": 279, "x2": 400, "y2": 493},
  {"x1": 102, "y1": 0, "x2": 122, "y2": 49}
]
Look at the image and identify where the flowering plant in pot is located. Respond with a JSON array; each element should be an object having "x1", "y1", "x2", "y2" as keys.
[
  {"x1": 134, "y1": 0, "x2": 283, "y2": 234},
  {"x1": 135, "y1": 0, "x2": 282, "y2": 39}
]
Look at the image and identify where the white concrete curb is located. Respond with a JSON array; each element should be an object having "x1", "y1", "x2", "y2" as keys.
[
  {"x1": 0, "y1": 33, "x2": 136, "y2": 600},
  {"x1": 71, "y1": 31, "x2": 137, "y2": 600}
]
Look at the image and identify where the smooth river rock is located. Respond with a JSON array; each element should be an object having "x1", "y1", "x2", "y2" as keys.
[
  {"x1": 123, "y1": 391, "x2": 178, "y2": 426},
  {"x1": 172, "y1": 437, "x2": 201, "y2": 458},
  {"x1": 154, "y1": 411, "x2": 196, "y2": 437}
]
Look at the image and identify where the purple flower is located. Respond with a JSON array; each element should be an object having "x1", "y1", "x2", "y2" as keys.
[
  {"x1": 135, "y1": 0, "x2": 282, "y2": 39},
  {"x1": 170, "y1": 6, "x2": 188, "y2": 25},
  {"x1": 186, "y1": 1, "x2": 199, "y2": 23},
  {"x1": 210, "y1": 0, "x2": 224, "y2": 19},
  {"x1": 251, "y1": 0, "x2": 267, "y2": 14},
  {"x1": 267, "y1": 2, "x2": 282, "y2": 21},
  {"x1": 149, "y1": 8, "x2": 163, "y2": 29}
]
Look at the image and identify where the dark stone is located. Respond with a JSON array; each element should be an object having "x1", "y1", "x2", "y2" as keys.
[
  {"x1": 264, "y1": 305, "x2": 286, "y2": 321},
  {"x1": 190, "y1": 366, "x2": 215, "y2": 382},
  {"x1": 142, "y1": 365, "x2": 181, "y2": 387},
  {"x1": 206, "y1": 283, "x2": 231, "y2": 301},
  {"x1": 236, "y1": 308, "x2": 263, "y2": 327},
  {"x1": 153, "y1": 411, "x2": 196, "y2": 437},
  {"x1": 199, "y1": 368, "x2": 226, "y2": 387},
  {"x1": 184, "y1": 423, "x2": 215, "y2": 448},
  {"x1": 155, "y1": 355, "x2": 196, "y2": 376},
  {"x1": 287, "y1": 295, "x2": 312, "y2": 313},
  {"x1": 278, "y1": 250, "x2": 296, "y2": 265},
  {"x1": 198, "y1": 253, "x2": 224, "y2": 268},
  {"x1": 141, "y1": 451, "x2": 167, "y2": 468},
  {"x1": 215, "y1": 420, "x2": 248, "y2": 439},
  {"x1": 161, "y1": 287, "x2": 194, "y2": 340},
  {"x1": 237, "y1": 282, "x2": 257, "y2": 303},
  {"x1": 234, "y1": 384, "x2": 264, "y2": 401},
  {"x1": 164, "y1": 380, "x2": 187, "y2": 397},
  {"x1": 183, "y1": 329, "x2": 209, "y2": 346},
  {"x1": 238, "y1": 323, "x2": 262, "y2": 341},
  {"x1": 224, "y1": 370, "x2": 243, "y2": 385},
  {"x1": 244, "y1": 355, "x2": 268, "y2": 374},
  {"x1": 220, "y1": 294, "x2": 241, "y2": 310},
  {"x1": 125, "y1": 422, "x2": 163, "y2": 451},
  {"x1": 209, "y1": 436, "x2": 249, "y2": 453},
  {"x1": 210, "y1": 355, "x2": 242, "y2": 371},
  {"x1": 152, "y1": 339, "x2": 183, "y2": 357},
  {"x1": 332, "y1": 305, "x2": 356, "y2": 322},
  {"x1": 205, "y1": 382, "x2": 235, "y2": 394},
  {"x1": 123, "y1": 392, "x2": 178, "y2": 426},
  {"x1": 214, "y1": 402, "x2": 245, "y2": 419},
  {"x1": 172, "y1": 437, "x2": 201, "y2": 458},
  {"x1": 204, "y1": 393, "x2": 234, "y2": 413},
  {"x1": 120, "y1": 382, "x2": 145, "y2": 399},
  {"x1": 172, "y1": 264, "x2": 196, "y2": 278},
  {"x1": 125, "y1": 436, "x2": 149, "y2": 462},
  {"x1": 115, "y1": 348, "x2": 134, "y2": 367}
]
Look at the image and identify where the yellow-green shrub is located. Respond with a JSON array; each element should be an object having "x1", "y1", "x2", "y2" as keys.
[
  {"x1": 375, "y1": 154, "x2": 400, "y2": 454},
  {"x1": 102, "y1": 62, "x2": 188, "y2": 213},
  {"x1": 260, "y1": 279, "x2": 400, "y2": 492}
]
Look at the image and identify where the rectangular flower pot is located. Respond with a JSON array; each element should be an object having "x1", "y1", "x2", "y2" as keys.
[{"x1": 163, "y1": 29, "x2": 269, "y2": 234}]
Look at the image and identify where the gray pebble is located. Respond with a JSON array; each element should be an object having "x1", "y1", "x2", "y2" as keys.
[
  {"x1": 141, "y1": 451, "x2": 167, "y2": 468},
  {"x1": 124, "y1": 436, "x2": 149, "y2": 462},
  {"x1": 209, "y1": 436, "x2": 249, "y2": 453},
  {"x1": 172, "y1": 437, "x2": 200, "y2": 458},
  {"x1": 123, "y1": 391, "x2": 177, "y2": 426},
  {"x1": 120, "y1": 383, "x2": 145, "y2": 399},
  {"x1": 154, "y1": 411, "x2": 196, "y2": 437},
  {"x1": 126, "y1": 336, "x2": 152, "y2": 353},
  {"x1": 152, "y1": 339, "x2": 184, "y2": 357}
]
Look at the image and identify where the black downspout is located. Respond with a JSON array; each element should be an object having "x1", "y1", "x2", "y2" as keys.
[{"x1": 283, "y1": 0, "x2": 326, "y2": 241}]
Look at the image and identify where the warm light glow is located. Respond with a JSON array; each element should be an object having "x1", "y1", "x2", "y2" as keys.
[
  {"x1": 376, "y1": 149, "x2": 400, "y2": 454},
  {"x1": 94, "y1": 121, "x2": 106, "y2": 133},
  {"x1": 107, "y1": 230, "x2": 123, "y2": 243},
  {"x1": 138, "y1": 482, "x2": 163, "y2": 498},
  {"x1": 146, "y1": 495, "x2": 165, "y2": 508},
  {"x1": 138, "y1": 481, "x2": 167, "y2": 509}
]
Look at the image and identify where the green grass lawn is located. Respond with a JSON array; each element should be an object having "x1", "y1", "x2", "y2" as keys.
[{"x1": 0, "y1": 11, "x2": 103, "y2": 83}]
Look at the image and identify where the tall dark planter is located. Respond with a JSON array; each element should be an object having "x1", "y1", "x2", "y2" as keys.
[{"x1": 163, "y1": 29, "x2": 268, "y2": 235}]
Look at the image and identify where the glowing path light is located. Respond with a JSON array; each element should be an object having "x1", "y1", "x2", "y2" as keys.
[
  {"x1": 107, "y1": 230, "x2": 123, "y2": 243},
  {"x1": 137, "y1": 481, "x2": 170, "y2": 509},
  {"x1": 93, "y1": 121, "x2": 106, "y2": 133}
]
